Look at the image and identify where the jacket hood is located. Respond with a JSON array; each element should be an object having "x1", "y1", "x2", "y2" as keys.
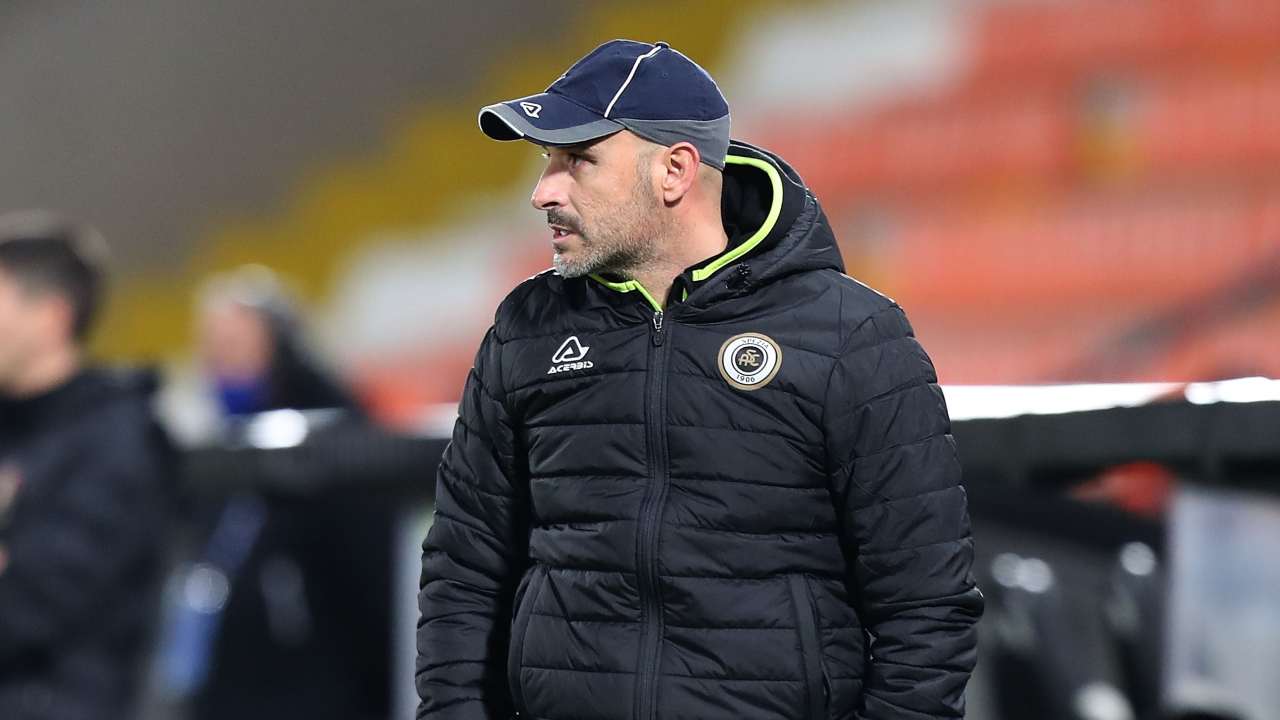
[{"x1": 588, "y1": 140, "x2": 845, "y2": 310}]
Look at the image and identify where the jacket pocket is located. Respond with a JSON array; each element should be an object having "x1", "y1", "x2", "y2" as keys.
[
  {"x1": 788, "y1": 574, "x2": 830, "y2": 720},
  {"x1": 507, "y1": 564, "x2": 543, "y2": 713}
]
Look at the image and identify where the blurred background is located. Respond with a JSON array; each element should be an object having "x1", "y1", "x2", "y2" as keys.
[{"x1": 3, "y1": 0, "x2": 1279, "y2": 718}]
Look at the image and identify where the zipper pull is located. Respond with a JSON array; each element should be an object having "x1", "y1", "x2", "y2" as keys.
[{"x1": 651, "y1": 311, "x2": 665, "y2": 346}]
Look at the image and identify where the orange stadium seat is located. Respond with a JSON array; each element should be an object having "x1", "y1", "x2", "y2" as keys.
[{"x1": 971, "y1": 0, "x2": 1280, "y2": 87}]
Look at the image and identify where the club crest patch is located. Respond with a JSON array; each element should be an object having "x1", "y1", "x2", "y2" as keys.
[{"x1": 718, "y1": 333, "x2": 782, "y2": 391}]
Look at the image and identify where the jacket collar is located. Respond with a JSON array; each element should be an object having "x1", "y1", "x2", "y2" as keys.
[
  {"x1": 0, "y1": 367, "x2": 157, "y2": 439},
  {"x1": 586, "y1": 140, "x2": 843, "y2": 312}
]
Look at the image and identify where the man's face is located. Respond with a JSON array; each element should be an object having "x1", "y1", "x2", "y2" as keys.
[
  {"x1": 0, "y1": 269, "x2": 50, "y2": 392},
  {"x1": 530, "y1": 131, "x2": 667, "y2": 278}
]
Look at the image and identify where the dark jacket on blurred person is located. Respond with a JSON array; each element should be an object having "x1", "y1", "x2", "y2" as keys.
[
  {"x1": 191, "y1": 283, "x2": 392, "y2": 720},
  {"x1": 418, "y1": 141, "x2": 985, "y2": 719},
  {"x1": 0, "y1": 368, "x2": 172, "y2": 720}
]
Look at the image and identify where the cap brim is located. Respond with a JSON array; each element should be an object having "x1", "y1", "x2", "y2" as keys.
[{"x1": 478, "y1": 93, "x2": 623, "y2": 147}]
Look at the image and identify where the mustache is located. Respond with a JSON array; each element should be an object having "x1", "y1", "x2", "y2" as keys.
[{"x1": 546, "y1": 210, "x2": 583, "y2": 235}]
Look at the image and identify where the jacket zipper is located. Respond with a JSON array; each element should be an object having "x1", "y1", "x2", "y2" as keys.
[
  {"x1": 789, "y1": 574, "x2": 829, "y2": 720},
  {"x1": 635, "y1": 309, "x2": 670, "y2": 720}
]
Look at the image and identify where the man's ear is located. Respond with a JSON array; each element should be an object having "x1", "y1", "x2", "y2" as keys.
[{"x1": 659, "y1": 142, "x2": 702, "y2": 204}]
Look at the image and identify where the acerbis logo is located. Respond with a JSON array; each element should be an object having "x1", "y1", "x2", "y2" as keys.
[
  {"x1": 552, "y1": 336, "x2": 588, "y2": 362},
  {"x1": 547, "y1": 335, "x2": 593, "y2": 375},
  {"x1": 520, "y1": 101, "x2": 542, "y2": 118},
  {"x1": 718, "y1": 333, "x2": 782, "y2": 391}
]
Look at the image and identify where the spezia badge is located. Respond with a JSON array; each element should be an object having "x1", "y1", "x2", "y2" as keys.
[{"x1": 718, "y1": 333, "x2": 782, "y2": 391}]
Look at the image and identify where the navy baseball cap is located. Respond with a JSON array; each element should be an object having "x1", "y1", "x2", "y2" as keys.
[{"x1": 478, "y1": 39, "x2": 731, "y2": 170}]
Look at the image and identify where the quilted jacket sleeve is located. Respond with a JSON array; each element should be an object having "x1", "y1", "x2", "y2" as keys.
[
  {"x1": 417, "y1": 327, "x2": 528, "y2": 719},
  {"x1": 824, "y1": 304, "x2": 984, "y2": 719}
]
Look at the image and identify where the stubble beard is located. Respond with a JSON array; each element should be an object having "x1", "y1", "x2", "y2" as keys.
[
  {"x1": 552, "y1": 230, "x2": 658, "y2": 279},
  {"x1": 551, "y1": 172, "x2": 666, "y2": 280}
]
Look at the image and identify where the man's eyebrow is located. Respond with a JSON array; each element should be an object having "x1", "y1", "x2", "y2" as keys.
[{"x1": 540, "y1": 143, "x2": 598, "y2": 160}]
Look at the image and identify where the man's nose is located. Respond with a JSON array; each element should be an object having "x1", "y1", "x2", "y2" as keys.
[{"x1": 531, "y1": 169, "x2": 567, "y2": 211}]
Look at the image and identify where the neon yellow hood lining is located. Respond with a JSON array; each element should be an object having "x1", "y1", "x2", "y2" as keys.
[{"x1": 588, "y1": 153, "x2": 784, "y2": 311}]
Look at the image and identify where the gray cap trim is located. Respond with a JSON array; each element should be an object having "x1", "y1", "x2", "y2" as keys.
[
  {"x1": 478, "y1": 103, "x2": 624, "y2": 147},
  {"x1": 615, "y1": 115, "x2": 731, "y2": 170}
]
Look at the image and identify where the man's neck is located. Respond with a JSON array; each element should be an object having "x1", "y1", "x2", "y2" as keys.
[
  {"x1": 632, "y1": 218, "x2": 729, "y2": 310},
  {"x1": 5, "y1": 347, "x2": 81, "y2": 399}
]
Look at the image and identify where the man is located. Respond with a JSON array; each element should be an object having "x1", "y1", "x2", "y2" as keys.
[
  {"x1": 0, "y1": 212, "x2": 172, "y2": 719},
  {"x1": 418, "y1": 40, "x2": 983, "y2": 719}
]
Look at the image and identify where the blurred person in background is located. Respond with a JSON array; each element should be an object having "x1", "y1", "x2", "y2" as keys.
[
  {"x1": 418, "y1": 40, "x2": 983, "y2": 719},
  {"x1": 174, "y1": 265, "x2": 392, "y2": 720},
  {"x1": 0, "y1": 211, "x2": 172, "y2": 719},
  {"x1": 198, "y1": 266, "x2": 355, "y2": 419}
]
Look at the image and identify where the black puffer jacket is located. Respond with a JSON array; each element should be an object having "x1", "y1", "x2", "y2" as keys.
[
  {"x1": 0, "y1": 369, "x2": 173, "y2": 720},
  {"x1": 418, "y1": 141, "x2": 983, "y2": 720}
]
